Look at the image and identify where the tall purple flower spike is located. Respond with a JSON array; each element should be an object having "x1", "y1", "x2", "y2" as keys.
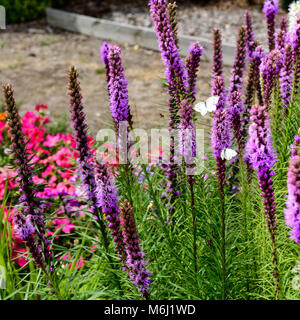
[
  {"x1": 285, "y1": 136, "x2": 300, "y2": 245},
  {"x1": 263, "y1": 0, "x2": 279, "y2": 51},
  {"x1": 168, "y1": 2, "x2": 178, "y2": 48},
  {"x1": 292, "y1": 26, "x2": 300, "y2": 96},
  {"x1": 242, "y1": 46, "x2": 265, "y2": 146},
  {"x1": 246, "y1": 104, "x2": 280, "y2": 297},
  {"x1": 275, "y1": 17, "x2": 288, "y2": 53},
  {"x1": 185, "y1": 42, "x2": 204, "y2": 103},
  {"x1": 120, "y1": 199, "x2": 152, "y2": 299},
  {"x1": 95, "y1": 162, "x2": 127, "y2": 267},
  {"x1": 106, "y1": 45, "x2": 133, "y2": 129},
  {"x1": 212, "y1": 76, "x2": 226, "y2": 111},
  {"x1": 149, "y1": 0, "x2": 188, "y2": 216},
  {"x1": 149, "y1": 0, "x2": 188, "y2": 124},
  {"x1": 100, "y1": 41, "x2": 112, "y2": 91},
  {"x1": 3, "y1": 84, "x2": 50, "y2": 269},
  {"x1": 180, "y1": 99, "x2": 196, "y2": 178},
  {"x1": 228, "y1": 26, "x2": 247, "y2": 97},
  {"x1": 68, "y1": 67, "x2": 106, "y2": 233},
  {"x1": 229, "y1": 91, "x2": 244, "y2": 154},
  {"x1": 280, "y1": 44, "x2": 293, "y2": 110},
  {"x1": 260, "y1": 49, "x2": 282, "y2": 107},
  {"x1": 212, "y1": 29, "x2": 226, "y2": 107},
  {"x1": 244, "y1": 10, "x2": 256, "y2": 61}
]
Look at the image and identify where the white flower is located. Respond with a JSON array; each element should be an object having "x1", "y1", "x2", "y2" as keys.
[
  {"x1": 193, "y1": 96, "x2": 219, "y2": 116},
  {"x1": 288, "y1": 1, "x2": 300, "y2": 34}
]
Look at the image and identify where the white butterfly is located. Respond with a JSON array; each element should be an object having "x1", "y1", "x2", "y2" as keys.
[
  {"x1": 221, "y1": 148, "x2": 237, "y2": 161},
  {"x1": 193, "y1": 96, "x2": 219, "y2": 116}
]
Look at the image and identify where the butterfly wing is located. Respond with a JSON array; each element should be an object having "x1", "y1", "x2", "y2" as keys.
[
  {"x1": 194, "y1": 102, "x2": 208, "y2": 116},
  {"x1": 206, "y1": 95, "x2": 219, "y2": 112}
]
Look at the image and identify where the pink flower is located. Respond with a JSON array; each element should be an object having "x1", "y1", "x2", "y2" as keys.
[
  {"x1": 52, "y1": 147, "x2": 73, "y2": 168},
  {"x1": 11, "y1": 247, "x2": 28, "y2": 267},
  {"x1": 43, "y1": 134, "x2": 60, "y2": 148},
  {"x1": 35, "y1": 104, "x2": 48, "y2": 112},
  {"x1": 90, "y1": 244, "x2": 97, "y2": 253},
  {"x1": 42, "y1": 164, "x2": 56, "y2": 178},
  {"x1": 54, "y1": 218, "x2": 75, "y2": 234}
]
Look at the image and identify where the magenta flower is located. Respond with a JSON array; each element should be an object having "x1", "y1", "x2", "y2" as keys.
[
  {"x1": 185, "y1": 42, "x2": 204, "y2": 103},
  {"x1": 246, "y1": 104, "x2": 280, "y2": 296},
  {"x1": 280, "y1": 44, "x2": 293, "y2": 110},
  {"x1": 260, "y1": 49, "x2": 282, "y2": 107},
  {"x1": 285, "y1": 154, "x2": 300, "y2": 245},
  {"x1": 95, "y1": 162, "x2": 127, "y2": 267},
  {"x1": 263, "y1": 0, "x2": 279, "y2": 51},
  {"x1": 106, "y1": 45, "x2": 133, "y2": 129},
  {"x1": 120, "y1": 199, "x2": 151, "y2": 299}
]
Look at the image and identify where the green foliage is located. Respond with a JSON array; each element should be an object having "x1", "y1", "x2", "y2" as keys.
[{"x1": 0, "y1": 0, "x2": 69, "y2": 24}]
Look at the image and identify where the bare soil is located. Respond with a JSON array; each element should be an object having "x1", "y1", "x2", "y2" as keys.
[{"x1": 0, "y1": 29, "x2": 231, "y2": 135}]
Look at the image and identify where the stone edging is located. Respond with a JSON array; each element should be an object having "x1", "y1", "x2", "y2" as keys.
[{"x1": 46, "y1": 8, "x2": 235, "y2": 66}]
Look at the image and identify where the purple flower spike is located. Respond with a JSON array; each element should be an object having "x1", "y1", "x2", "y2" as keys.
[
  {"x1": 260, "y1": 49, "x2": 282, "y2": 107},
  {"x1": 68, "y1": 67, "x2": 104, "y2": 225},
  {"x1": 212, "y1": 29, "x2": 224, "y2": 81},
  {"x1": 285, "y1": 154, "x2": 300, "y2": 245},
  {"x1": 107, "y1": 45, "x2": 133, "y2": 129},
  {"x1": 186, "y1": 42, "x2": 204, "y2": 103},
  {"x1": 228, "y1": 26, "x2": 247, "y2": 96},
  {"x1": 229, "y1": 91, "x2": 244, "y2": 153},
  {"x1": 95, "y1": 163, "x2": 127, "y2": 266},
  {"x1": 167, "y1": 2, "x2": 178, "y2": 48},
  {"x1": 120, "y1": 200, "x2": 151, "y2": 299},
  {"x1": 292, "y1": 26, "x2": 300, "y2": 96},
  {"x1": 263, "y1": 0, "x2": 279, "y2": 51},
  {"x1": 280, "y1": 44, "x2": 293, "y2": 110},
  {"x1": 275, "y1": 17, "x2": 288, "y2": 53},
  {"x1": 180, "y1": 99, "x2": 196, "y2": 179},
  {"x1": 246, "y1": 104, "x2": 280, "y2": 297},
  {"x1": 100, "y1": 41, "x2": 112, "y2": 91},
  {"x1": 212, "y1": 76, "x2": 226, "y2": 111},
  {"x1": 211, "y1": 109, "x2": 232, "y2": 160},
  {"x1": 3, "y1": 84, "x2": 50, "y2": 268},
  {"x1": 149, "y1": 0, "x2": 188, "y2": 123},
  {"x1": 244, "y1": 10, "x2": 256, "y2": 61}
]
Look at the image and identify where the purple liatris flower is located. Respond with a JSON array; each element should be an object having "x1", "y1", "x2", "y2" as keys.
[
  {"x1": 244, "y1": 10, "x2": 256, "y2": 61},
  {"x1": 228, "y1": 26, "x2": 247, "y2": 96},
  {"x1": 107, "y1": 45, "x2": 133, "y2": 129},
  {"x1": 149, "y1": 0, "x2": 188, "y2": 124},
  {"x1": 211, "y1": 109, "x2": 232, "y2": 161},
  {"x1": 100, "y1": 41, "x2": 112, "y2": 91},
  {"x1": 180, "y1": 100, "x2": 196, "y2": 177},
  {"x1": 95, "y1": 162, "x2": 127, "y2": 266},
  {"x1": 263, "y1": 0, "x2": 279, "y2": 51},
  {"x1": 292, "y1": 26, "x2": 300, "y2": 96},
  {"x1": 120, "y1": 199, "x2": 151, "y2": 299},
  {"x1": 229, "y1": 91, "x2": 244, "y2": 154},
  {"x1": 285, "y1": 154, "x2": 300, "y2": 245},
  {"x1": 246, "y1": 104, "x2": 280, "y2": 296},
  {"x1": 260, "y1": 49, "x2": 282, "y2": 107},
  {"x1": 242, "y1": 46, "x2": 265, "y2": 144},
  {"x1": 280, "y1": 44, "x2": 293, "y2": 110},
  {"x1": 167, "y1": 2, "x2": 178, "y2": 48},
  {"x1": 68, "y1": 67, "x2": 103, "y2": 223},
  {"x1": 212, "y1": 76, "x2": 226, "y2": 111},
  {"x1": 275, "y1": 17, "x2": 288, "y2": 52},
  {"x1": 212, "y1": 29, "x2": 224, "y2": 81},
  {"x1": 3, "y1": 84, "x2": 50, "y2": 268},
  {"x1": 185, "y1": 42, "x2": 204, "y2": 103}
]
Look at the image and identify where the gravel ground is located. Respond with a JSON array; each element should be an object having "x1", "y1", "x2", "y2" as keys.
[{"x1": 0, "y1": 29, "x2": 230, "y2": 136}]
